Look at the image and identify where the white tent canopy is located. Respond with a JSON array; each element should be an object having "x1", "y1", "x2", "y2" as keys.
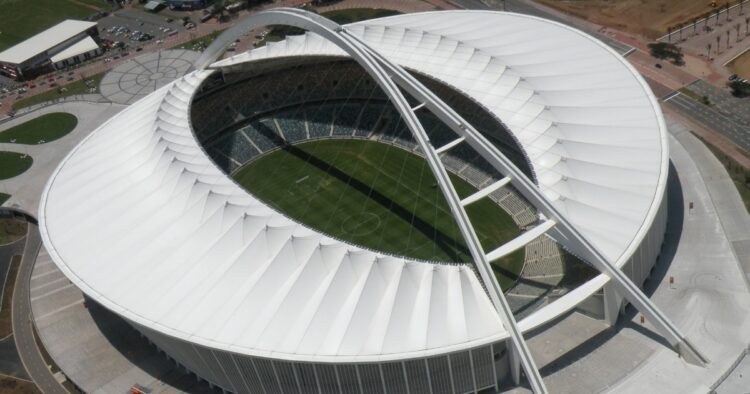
[{"x1": 39, "y1": 11, "x2": 668, "y2": 363}]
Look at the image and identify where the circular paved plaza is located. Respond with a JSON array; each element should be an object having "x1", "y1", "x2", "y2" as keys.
[{"x1": 100, "y1": 50, "x2": 200, "y2": 105}]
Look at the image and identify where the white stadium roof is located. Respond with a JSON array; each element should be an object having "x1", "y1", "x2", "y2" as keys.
[
  {"x1": 39, "y1": 11, "x2": 668, "y2": 362},
  {"x1": 0, "y1": 20, "x2": 97, "y2": 65}
]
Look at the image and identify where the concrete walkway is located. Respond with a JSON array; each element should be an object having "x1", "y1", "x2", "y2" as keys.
[
  {"x1": 0, "y1": 102, "x2": 125, "y2": 214},
  {"x1": 30, "y1": 245, "x2": 216, "y2": 394},
  {"x1": 502, "y1": 115, "x2": 750, "y2": 393},
  {"x1": 604, "y1": 116, "x2": 750, "y2": 393},
  {"x1": 12, "y1": 224, "x2": 66, "y2": 394},
  {"x1": 1, "y1": 102, "x2": 216, "y2": 393}
]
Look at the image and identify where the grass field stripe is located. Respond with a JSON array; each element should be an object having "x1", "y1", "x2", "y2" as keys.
[
  {"x1": 231, "y1": 139, "x2": 523, "y2": 288},
  {"x1": 320, "y1": 132, "x2": 376, "y2": 234}
]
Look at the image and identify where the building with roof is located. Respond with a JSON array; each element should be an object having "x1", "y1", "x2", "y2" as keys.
[
  {"x1": 38, "y1": 9, "x2": 705, "y2": 393},
  {"x1": 165, "y1": 0, "x2": 211, "y2": 10},
  {"x1": 0, "y1": 20, "x2": 100, "y2": 80}
]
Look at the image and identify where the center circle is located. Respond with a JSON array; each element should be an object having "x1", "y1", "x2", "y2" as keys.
[
  {"x1": 150, "y1": 72, "x2": 165, "y2": 80},
  {"x1": 341, "y1": 212, "x2": 382, "y2": 237}
]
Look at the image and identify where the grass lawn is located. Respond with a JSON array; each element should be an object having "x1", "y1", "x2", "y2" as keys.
[
  {"x1": 12, "y1": 71, "x2": 105, "y2": 111},
  {"x1": 0, "y1": 113, "x2": 77, "y2": 144},
  {"x1": 233, "y1": 139, "x2": 524, "y2": 289},
  {"x1": 0, "y1": 152, "x2": 32, "y2": 180},
  {"x1": 0, "y1": 193, "x2": 9, "y2": 206},
  {"x1": 0, "y1": 0, "x2": 107, "y2": 52},
  {"x1": 679, "y1": 87, "x2": 712, "y2": 106},
  {"x1": 321, "y1": 8, "x2": 402, "y2": 25}
]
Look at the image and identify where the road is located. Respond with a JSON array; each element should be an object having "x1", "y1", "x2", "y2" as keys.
[
  {"x1": 665, "y1": 92, "x2": 750, "y2": 154},
  {"x1": 12, "y1": 225, "x2": 67, "y2": 394},
  {"x1": 687, "y1": 79, "x2": 750, "y2": 126}
]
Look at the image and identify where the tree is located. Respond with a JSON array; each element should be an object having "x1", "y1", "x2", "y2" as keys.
[
  {"x1": 717, "y1": 34, "x2": 721, "y2": 53},
  {"x1": 728, "y1": 80, "x2": 750, "y2": 96},
  {"x1": 727, "y1": 2, "x2": 732, "y2": 21},
  {"x1": 647, "y1": 42, "x2": 684, "y2": 64}
]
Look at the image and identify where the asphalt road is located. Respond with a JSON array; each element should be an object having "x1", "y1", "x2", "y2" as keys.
[
  {"x1": 12, "y1": 225, "x2": 67, "y2": 394},
  {"x1": 666, "y1": 92, "x2": 750, "y2": 154},
  {"x1": 687, "y1": 80, "x2": 750, "y2": 126}
]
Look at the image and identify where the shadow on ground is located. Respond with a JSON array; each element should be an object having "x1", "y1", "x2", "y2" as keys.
[
  {"x1": 85, "y1": 295, "x2": 219, "y2": 393},
  {"x1": 502, "y1": 162, "x2": 685, "y2": 390}
]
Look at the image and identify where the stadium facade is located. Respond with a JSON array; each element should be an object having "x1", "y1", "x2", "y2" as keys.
[{"x1": 39, "y1": 9, "x2": 702, "y2": 393}]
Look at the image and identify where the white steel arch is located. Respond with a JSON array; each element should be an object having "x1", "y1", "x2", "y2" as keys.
[
  {"x1": 193, "y1": 7, "x2": 706, "y2": 392},
  {"x1": 196, "y1": 8, "x2": 548, "y2": 393}
]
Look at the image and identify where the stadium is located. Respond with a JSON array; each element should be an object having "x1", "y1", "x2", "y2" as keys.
[{"x1": 37, "y1": 8, "x2": 704, "y2": 394}]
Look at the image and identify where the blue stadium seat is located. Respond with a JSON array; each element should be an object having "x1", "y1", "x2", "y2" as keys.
[{"x1": 243, "y1": 119, "x2": 285, "y2": 153}]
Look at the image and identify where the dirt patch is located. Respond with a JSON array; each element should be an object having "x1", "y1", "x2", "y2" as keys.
[
  {"x1": 728, "y1": 49, "x2": 750, "y2": 79},
  {"x1": 0, "y1": 376, "x2": 39, "y2": 394},
  {"x1": 533, "y1": 0, "x2": 725, "y2": 38},
  {"x1": 0, "y1": 220, "x2": 27, "y2": 246}
]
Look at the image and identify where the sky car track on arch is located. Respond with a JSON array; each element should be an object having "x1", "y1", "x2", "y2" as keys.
[{"x1": 40, "y1": 8, "x2": 704, "y2": 394}]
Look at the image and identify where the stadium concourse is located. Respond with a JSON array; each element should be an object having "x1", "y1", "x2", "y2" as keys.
[{"x1": 28, "y1": 7, "x2": 750, "y2": 394}]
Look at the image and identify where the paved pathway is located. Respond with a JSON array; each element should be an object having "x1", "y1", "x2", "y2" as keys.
[
  {"x1": 0, "y1": 94, "x2": 216, "y2": 393},
  {"x1": 100, "y1": 50, "x2": 200, "y2": 105},
  {"x1": 608, "y1": 117, "x2": 750, "y2": 393},
  {"x1": 659, "y1": 0, "x2": 750, "y2": 70},
  {"x1": 0, "y1": 102, "x2": 125, "y2": 213},
  {"x1": 12, "y1": 225, "x2": 66, "y2": 394},
  {"x1": 500, "y1": 115, "x2": 750, "y2": 393},
  {"x1": 30, "y1": 246, "x2": 216, "y2": 394}
]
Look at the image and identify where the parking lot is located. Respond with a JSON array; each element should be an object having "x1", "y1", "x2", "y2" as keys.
[{"x1": 97, "y1": 8, "x2": 191, "y2": 50}]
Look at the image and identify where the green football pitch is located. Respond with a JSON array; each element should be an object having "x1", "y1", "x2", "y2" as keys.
[{"x1": 233, "y1": 139, "x2": 525, "y2": 290}]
